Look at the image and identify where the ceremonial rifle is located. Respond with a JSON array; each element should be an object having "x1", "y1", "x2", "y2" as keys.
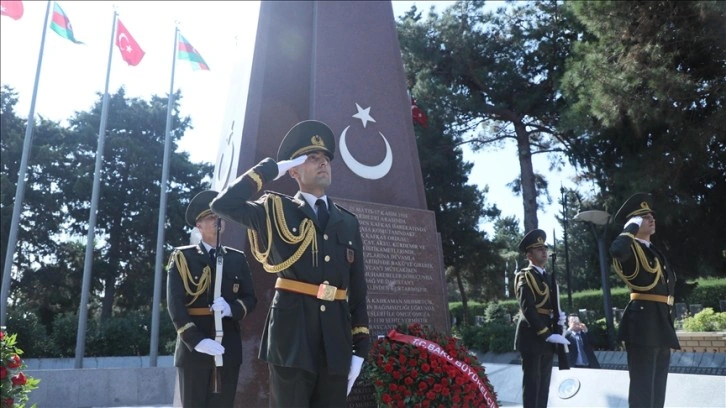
[
  {"x1": 211, "y1": 218, "x2": 224, "y2": 393},
  {"x1": 551, "y1": 229, "x2": 570, "y2": 370}
]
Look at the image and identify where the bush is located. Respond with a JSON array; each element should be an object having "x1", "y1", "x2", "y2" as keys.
[{"x1": 682, "y1": 308, "x2": 726, "y2": 332}]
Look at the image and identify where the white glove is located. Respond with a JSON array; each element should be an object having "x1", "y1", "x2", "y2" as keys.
[
  {"x1": 347, "y1": 355, "x2": 365, "y2": 396},
  {"x1": 194, "y1": 338, "x2": 225, "y2": 356},
  {"x1": 275, "y1": 155, "x2": 308, "y2": 180},
  {"x1": 545, "y1": 333, "x2": 571, "y2": 345},
  {"x1": 212, "y1": 297, "x2": 232, "y2": 317},
  {"x1": 625, "y1": 215, "x2": 643, "y2": 229},
  {"x1": 557, "y1": 312, "x2": 566, "y2": 326}
]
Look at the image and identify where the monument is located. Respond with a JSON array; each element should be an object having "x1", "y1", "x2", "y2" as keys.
[{"x1": 211, "y1": 2, "x2": 448, "y2": 406}]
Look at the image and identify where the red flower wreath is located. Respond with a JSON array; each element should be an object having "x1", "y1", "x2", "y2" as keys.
[
  {"x1": 363, "y1": 323, "x2": 498, "y2": 408},
  {"x1": 1, "y1": 329, "x2": 40, "y2": 408}
]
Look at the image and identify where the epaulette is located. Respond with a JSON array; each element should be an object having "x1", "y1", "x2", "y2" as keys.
[{"x1": 334, "y1": 203, "x2": 357, "y2": 218}]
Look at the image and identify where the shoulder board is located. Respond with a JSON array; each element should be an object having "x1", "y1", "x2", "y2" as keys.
[
  {"x1": 515, "y1": 267, "x2": 533, "y2": 275},
  {"x1": 264, "y1": 190, "x2": 296, "y2": 200},
  {"x1": 175, "y1": 244, "x2": 197, "y2": 251},
  {"x1": 223, "y1": 246, "x2": 245, "y2": 255},
  {"x1": 334, "y1": 203, "x2": 357, "y2": 218}
]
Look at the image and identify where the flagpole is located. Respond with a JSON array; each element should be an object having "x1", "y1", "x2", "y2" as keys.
[
  {"x1": 74, "y1": 9, "x2": 118, "y2": 369},
  {"x1": 150, "y1": 24, "x2": 179, "y2": 367},
  {"x1": 0, "y1": 0, "x2": 52, "y2": 327}
]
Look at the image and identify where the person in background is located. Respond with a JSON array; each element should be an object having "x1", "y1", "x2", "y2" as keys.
[
  {"x1": 564, "y1": 315, "x2": 601, "y2": 369},
  {"x1": 210, "y1": 120, "x2": 370, "y2": 407},
  {"x1": 610, "y1": 192, "x2": 680, "y2": 408},
  {"x1": 166, "y1": 190, "x2": 257, "y2": 408},
  {"x1": 513, "y1": 229, "x2": 570, "y2": 408}
]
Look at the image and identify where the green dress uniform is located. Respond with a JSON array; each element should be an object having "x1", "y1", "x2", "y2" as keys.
[
  {"x1": 610, "y1": 193, "x2": 679, "y2": 408},
  {"x1": 513, "y1": 229, "x2": 557, "y2": 408},
  {"x1": 210, "y1": 121, "x2": 370, "y2": 407},
  {"x1": 166, "y1": 191, "x2": 257, "y2": 408}
]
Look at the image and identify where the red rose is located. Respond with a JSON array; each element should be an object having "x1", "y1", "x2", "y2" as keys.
[
  {"x1": 0, "y1": 331, "x2": 4, "y2": 340},
  {"x1": 7, "y1": 355, "x2": 21, "y2": 369},
  {"x1": 404, "y1": 377, "x2": 414, "y2": 386},
  {"x1": 11, "y1": 372, "x2": 27, "y2": 386},
  {"x1": 421, "y1": 363, "x2": 431, "y2": 373},
  {"x1": 2, "y1": 398, "x2": 14, "y2": 407},
  {"x1": 382, "y1": 394, "x2": 392, "y2": 404},
  {"x1": 426, "y1": 391, "x2": 436, "y2": 400},
  {"x1": 0, "y1": 366, "x2": 7, "y2": 380}
]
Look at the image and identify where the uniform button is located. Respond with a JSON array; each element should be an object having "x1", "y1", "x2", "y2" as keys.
[
  {"x1": 349, "y1": 241, "x2": 352, "y2": 245},
  {"x1": 323, "y1": 234, "x2": 328, "y2": 240},
  {"x1": 325, "y1": 255, "x2": 330, "y2": 262},
  {"x1": 292, "y1": 227, "x2": 297, "y2": 233},
  {"x1": 320, "y1": 305, "x2": 326, "y2": 312}
]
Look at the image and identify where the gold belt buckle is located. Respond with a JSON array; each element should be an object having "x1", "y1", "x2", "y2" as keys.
[
  {"x1": 667, "y1": 295, "x2": 674, "y2": 306},
  {"x1": 317, "y1": 281, "x2": 337, "y2": 301}
]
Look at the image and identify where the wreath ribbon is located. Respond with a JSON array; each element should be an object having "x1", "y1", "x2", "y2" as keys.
[{"x1": 387, "y1": 329, "x2": 499, "y2": 408}]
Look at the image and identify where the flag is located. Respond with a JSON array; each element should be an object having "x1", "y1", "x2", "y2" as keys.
[
  {"x1": 0, "y1": 0, "x2": 23, "y2": 20},
  {"x1": 50, "y1": 2, "x2": 82, "y2": 44},
  {"x1": 411, "y1": 96, "x2": 428, "y2": 127},
  {"x1": 178, "y1": 34, "x2": 209, "y2": 71},
  {"x1": 115, "y1": 19, "x2": 144, "y2": 66}
]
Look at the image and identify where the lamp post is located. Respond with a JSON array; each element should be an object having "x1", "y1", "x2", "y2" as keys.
[{"x1": 573, "y1": 209, "x2": 616, "y2": 350}]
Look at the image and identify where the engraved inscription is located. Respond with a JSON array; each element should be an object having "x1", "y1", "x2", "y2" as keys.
[{"x1": 335, "y1": 198, "x2": 448, "y2": 337}]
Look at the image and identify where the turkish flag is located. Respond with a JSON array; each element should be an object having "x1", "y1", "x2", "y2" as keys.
[
  {"x1": 1, "y1": 0, "x2": 23, "y2": 20},
  {"x1": 411, "y1": 97, "x2": 428, "y2": 128},
  {"x1": 115, "y1": 19, "x2": 145, "y2": 66}
]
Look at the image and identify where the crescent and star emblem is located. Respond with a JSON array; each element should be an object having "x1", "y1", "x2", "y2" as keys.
[
  {"x1": 339, "y1": 103, "x2": 393, "y2": 180},
  {"x1": 117, "y1": 33, "x2": 132, "y2": 52}
]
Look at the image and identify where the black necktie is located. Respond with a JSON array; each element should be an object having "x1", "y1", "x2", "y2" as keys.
[
  {"x1": 542, "y1": 270, "x2": 548, "y2": 282},
  {"x1": 209, "y1": 248, "x2": 216, "y2": 263},
  {"x1": 316, "y1": 199, "x2": 329, "y2": 229}
]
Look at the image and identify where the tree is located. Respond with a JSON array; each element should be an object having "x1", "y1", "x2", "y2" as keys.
[
  {"x1": 561, "y1": 1, "x2": 726, "y2": 279},
  {"x1": 1, "y1": 86, "x2": 213, "y2": 323},
  {"x1": 1, "y1": 85, "x2": 70, "y2": 302},
  {"x1": 397, "y1": 0, "x2": 583, "y2": 232}
]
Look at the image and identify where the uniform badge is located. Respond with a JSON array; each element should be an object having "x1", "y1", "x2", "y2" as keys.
[
  {"x1": 347, "y1": 248, "x2": 355, "y2": 263},
  {"x1": 233, "y1": 283, "x2": 239, "y2": 293}
]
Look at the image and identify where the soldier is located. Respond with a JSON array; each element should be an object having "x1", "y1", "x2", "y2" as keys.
[
  {"x1": 211, "y1": 120, "x2": 370, "y2": 407},
  {"x1": 610, "y1": 193, "x2": 680, "y2": 408},
  {"x1": 513, "y1": 229, "x2": 569, "y2": 408},
  {"x1": 166, "y1": 190, "x2": 257, "y2": 408}
]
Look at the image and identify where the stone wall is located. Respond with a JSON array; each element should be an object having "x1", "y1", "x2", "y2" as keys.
[{"x1": 676, "y1": 331, "x2": 726, "y2": 352}]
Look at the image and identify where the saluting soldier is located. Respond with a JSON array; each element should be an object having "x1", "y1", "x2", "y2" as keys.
[
  {"x1": 610, "y1": 193, "x2": 680, "y2": 408},
  {"x1": 513, "y1": 229, "x2": 569, "y2": 408},
  {"x1": 166, "y1": 190, "x2": 257, "y2": 408},
  {"x1": 211, "y1": 120, "x2": 370, "y2": 407}
]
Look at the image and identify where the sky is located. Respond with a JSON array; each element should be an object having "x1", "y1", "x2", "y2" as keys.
[{"x1": 0, "y1": 0, "x2": 587, "y2": 240}]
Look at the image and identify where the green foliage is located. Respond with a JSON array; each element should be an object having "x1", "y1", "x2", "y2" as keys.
[
  {"x1": 484, "y1": 302, "x2": 511, "y2": 325},
  {"x1": 561, "y1": 1, "x2": 726, "y2": 280},
  {"x1": 5, "y1": 310, "x2": 175, "y2": 358},
  {"x1": 453, "y1": 323, "x2": 515, "y2": 354},
  {"x1": 682, "y1": 308, "x2": 726, "y2": 332}
]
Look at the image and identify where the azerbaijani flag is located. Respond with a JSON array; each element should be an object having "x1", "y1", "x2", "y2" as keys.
[
  {"x1": 178, "y1": 34, "x2": 209, "y2": 71},
  {"x1": 50, "y1": 2, "x2": 83, "y2": 44}
]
